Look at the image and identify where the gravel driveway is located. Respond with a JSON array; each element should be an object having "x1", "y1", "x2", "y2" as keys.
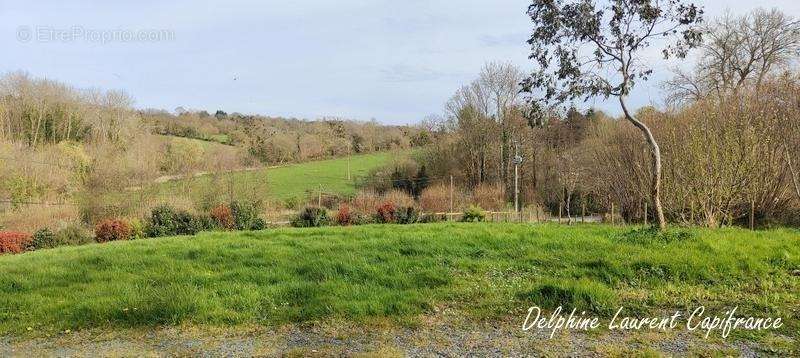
[{"x1": 0, "y1": 309, "x2": 787, "y2": 357}]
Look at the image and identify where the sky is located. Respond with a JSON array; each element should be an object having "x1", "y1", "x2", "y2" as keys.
[{"x1": 2, "y1": 1, "x2": 800, "y2": 125}]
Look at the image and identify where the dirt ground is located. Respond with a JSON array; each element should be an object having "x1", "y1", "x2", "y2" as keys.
[{"x1": 1, "y1": 309, "x2": 793, "y2": 357}]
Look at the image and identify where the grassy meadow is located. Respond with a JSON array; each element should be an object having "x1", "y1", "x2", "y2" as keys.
[
  {"x1": 122, "y1": 151, "x2": 395, "y2": 208},
  {"x1": 0, "y1": 223, "x2": 797, "y2": 342}
]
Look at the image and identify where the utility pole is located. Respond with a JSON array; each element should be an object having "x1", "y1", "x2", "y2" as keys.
[
  {"x1": 449, "y1": 175, "x2": 454, "y2": 214},
  {"x1": 347, "y1": 148, "x2": 352, "y2": 181},
  {"x1": 512, "y1": 140, "x2": 523, "y2": 215}
]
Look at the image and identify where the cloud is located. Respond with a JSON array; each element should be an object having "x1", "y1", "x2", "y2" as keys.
[
  {"x1": 379, "y1": 64, "x2": 461, "y2": 83},
  {"x1": 479, "y1": 32, "x2": 528, "y2": 47}
]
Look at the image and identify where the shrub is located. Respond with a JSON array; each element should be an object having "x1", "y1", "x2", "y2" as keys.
[
  {"x1": 196, "y1": 215, "x2": 220, "y2": 231},
  {"x1": 54, "y1": 225, "x2": 93, "y2": 246},
  {"x1": 375, "y1": 201, "x2": 396, "y2": 223},
  {"x1": 336, "y1": 205, "x2": 354, "y2": 226},
  {"x1": 351, "y1": 190, "x2": 382, "y2": 214},
  {"x1": 129, "y1": 219, "x2": 146, "y2": 240},
  {"x1": 338, "y1": 207, "x2": 372, "y2": 225},
  {"x1": 352, "y1": 212, "x2": 373, "y2": 225},
  {"x1": 320, "y1": 194, "x2": 344, "y2": 209},
  {"x1": 383, "y1": 189, "x2": 415, "y2": 207},
  {"x1": 461, "y1": 205, "x2": 486, "y2": 222},
  {"x1": 145, "y1": 205, "x2": 203, "y2": 237},
  {"x1": 28, "y1": 228, "x2": 58, "y2": 250},
  {"x1": 250, "y1": 217, "x2": 267, "y2": 230},
  {"x1": 291, "y1": 206, "x2": 329, "y2": 227},
  {"x1": 174, "y1": 211, "x2": 202, "y2": 235},
  {"x1": 230, "y1": 201, "x2": 264, "y2": 230},
  {"x1": 283, "y1": 196, "x2": 301, "y2": 210},
  {"x1": 419, "y1": 184, "x2": 451, "y2": 213},
  {"x1": 0, "y1": 231, "x2": 31, "y2": 254},
  {"x1": 395, "y1": 206, "x2": 420, "y2": 224},
  {"x1": 472, "y1": 183, "x2": 505, "y2": 211},
  {"x1": 94, "y1": 219, "x2": 132, "y2": 243},
  {"x1": 145, "y1": 205, "x2": 179, "y2": 237},
  {"x1": 210, "y1": 204, "x2": 235, "y2": 230}
]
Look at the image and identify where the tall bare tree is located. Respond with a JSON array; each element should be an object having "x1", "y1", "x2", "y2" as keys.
[
  {"x1": 666, "y1": 8, "x2": 800, "y2": 104},
  {"x1": 478, "y1": 62, "x2": 524, "y2": 191},
  {"x1": 522, "y1": 0, "x2": 703, "y2": 230}
]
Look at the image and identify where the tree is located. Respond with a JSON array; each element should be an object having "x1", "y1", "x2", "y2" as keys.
[
  {"x1": 522, "y1": 0, "x2": 703, "y2": 230},
  {"x1": 414, "y1": 165, "x2": 430, "y2": 198},
  {"x1": 445, "y1": 62, "x2": 525, "y2": 192},
  {"x1": 665, "y1": 8, "x2": 800, "y2": 104},
  {"x1": 478, "y1": 62, "x2": 525, "y2": 193},
  {"x1": 214, "y1": 110, "x2": 228, "y2": 120}
]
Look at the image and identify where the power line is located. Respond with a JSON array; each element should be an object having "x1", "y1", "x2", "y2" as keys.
[{"x1": 0, "y1": 199, "x2": 79, "y2": 206}]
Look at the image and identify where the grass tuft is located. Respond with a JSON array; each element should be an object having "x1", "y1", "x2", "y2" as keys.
[
  {"x1": 516, "y1": 279, "x2": 617, "y2": 314},
  {"x1": 617, "y1": 227, "x2": 696, "y2": 244}
]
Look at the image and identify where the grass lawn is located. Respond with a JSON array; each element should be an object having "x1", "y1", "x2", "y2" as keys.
[
  {"x1": 0, "y1": 223, "x2": 798, "y2": 342},
  {"x1": 143, "y1": 151, "x2": 395, "y2": 205}
]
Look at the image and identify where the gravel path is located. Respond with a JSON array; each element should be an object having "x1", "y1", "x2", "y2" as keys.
[{"x1": 0, "y1": 310, "x2": 786, "y2": 357}]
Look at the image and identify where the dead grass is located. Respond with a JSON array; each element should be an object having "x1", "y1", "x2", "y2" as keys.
[
  {"x1": 471, "y1": 183, "x2": 506, "y2": 211},
  {"x1": 0, "y1": 205, "x2": 80, "y2": 232}
]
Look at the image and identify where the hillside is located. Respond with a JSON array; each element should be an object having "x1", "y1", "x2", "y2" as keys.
[
  {"x1": 0, "y1": 223, "x2": 797, "y2": 355},
  {"x1": 129, "y1": 151, "x2": 396, "y2": 207}
]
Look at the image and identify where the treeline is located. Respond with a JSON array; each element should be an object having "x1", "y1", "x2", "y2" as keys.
[
  {"x1": 0, "y1": 71, "x2": 137, "y2": 146},
  {"x1": 0, "y1": 71, "x2": 427, "y2": 231},
  {"x1": 405, "y1": 8, "x2": 800, "y2": 228},
  {"x1": 142, "y1": 110, "x2": 428, "y2": 165}
]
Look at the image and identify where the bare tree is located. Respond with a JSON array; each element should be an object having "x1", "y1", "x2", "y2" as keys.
[
  {"x1": 523, "y1": 0, "x2": 704, "y2": 230},
  {"x1": 443, "y1": 62, "x2": 525, "y2": 188},
  {"x1": 666, "y1": 8, "x2": 800, "y2": 103},
  {"x1": 478, "y1": 62, "x2": 525, "y2": 191}
]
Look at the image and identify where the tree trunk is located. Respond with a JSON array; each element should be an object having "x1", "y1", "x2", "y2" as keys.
[
  {"x1": 785, "y1": 143, "x2": 800, "y2": 202},
  {"x1": 565, "y1": 187, "x2": 572, "y2": 224},
  {"x1": 619, "y1": 97, "x2": 667, "y2": 230}
]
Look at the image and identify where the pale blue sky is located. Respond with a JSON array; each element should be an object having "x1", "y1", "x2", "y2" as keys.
[{"x1": 2, "y1": 1, "x2": 799, "y2": 124}]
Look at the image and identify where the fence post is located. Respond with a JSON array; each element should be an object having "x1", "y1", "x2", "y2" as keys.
[
  {"x1": 449, "y1": 176, "x2": 454, "y2": 215},
  {"x1": 750, "y1": 198, "x2": 755, "y2": 230},
  {"x1": 581, "y1": 202, "x2": 586, "y2": 223},
  {"x1": 611, "y1": 203, "x2": 615, "y2": 225},
  {"x1": 644, "y1": 201, "x2": 648, "y2": 226},
  {"x1": 318, "y1": 184, "x2": 322, "y2": 207}
]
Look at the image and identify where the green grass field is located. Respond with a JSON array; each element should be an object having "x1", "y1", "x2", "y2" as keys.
[
  {"x1": 0, "y1": 223, "x2": 797, "y2": 341},
  {"x1": 141, "y1": 151, "x2": 395, "y2": 205}
]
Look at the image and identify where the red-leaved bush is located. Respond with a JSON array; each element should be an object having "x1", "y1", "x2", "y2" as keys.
[
  {"x1": 376, "y1": 201, "x2": 396, "y2": 223},
  {"x1": 336, "y1": 204, "x2": 353, "y2": 226},
  {"x1": 0, "y1": 231, "x2": 32, "y2": 254},
  {"x1": 211, "y1": 204, "x2": 235, "y2": 230},
  {"x1": 94, "y1": 219, "x2": 132, "y2": 243}
]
